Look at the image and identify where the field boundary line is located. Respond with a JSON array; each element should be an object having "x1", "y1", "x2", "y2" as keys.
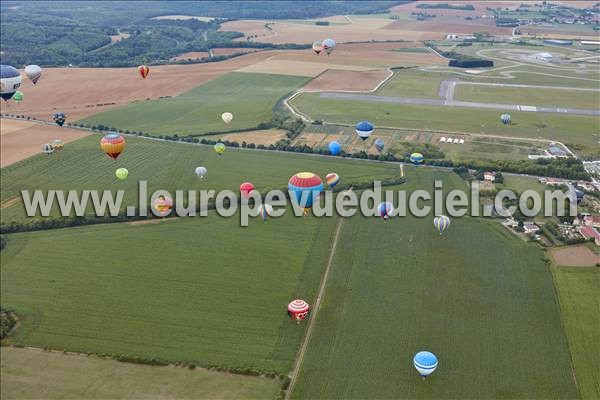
[{"x1": 285, "y1": 206, "x2": 348, "y2": 399}]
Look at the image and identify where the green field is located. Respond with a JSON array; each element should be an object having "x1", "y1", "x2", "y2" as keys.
[
  {"x1": 291, "y1": 92, "x2": 599, "y2": 148},
  {"x1": 0, "y1": 134, "x2": 399, "y2": 224},
  {"x1": 377, "y1": 68, "x2": 443, "y2": 98},
  {"x1": 0, "y1": 210, "x2": 338, "y2": 373},
  {"x1": 80, "y1": 72, "x2": 308, "y2": 136},
  {"x1": 292, "y1": 168, "x2": 579, "y2": 399},
  {"x1": 455, "y1": 85, "x2": 600, "y2": 110},
  {"x1": 0, "y1": 347, "x2": 279, "y2": 400},
  {"x1": 552, "y1": 266, "x2": 600, "y2": 400}
]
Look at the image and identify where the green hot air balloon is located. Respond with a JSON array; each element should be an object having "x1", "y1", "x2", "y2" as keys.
[
  {"x1": 115, "y1": 168, "x2": 129, "y2": 180},
  {"x1": 11, "y1": 91, "x2": 23, "y2": 102}
]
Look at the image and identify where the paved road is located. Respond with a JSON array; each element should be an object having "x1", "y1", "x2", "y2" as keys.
[{"x1": 319, "y1": 92, "x2": 600, "y2": 116}]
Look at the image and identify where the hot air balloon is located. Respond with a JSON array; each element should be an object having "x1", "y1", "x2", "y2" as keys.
[
  {"x1": 51, "y1": 139, "x2": 64, "y2": 152},
  {"x1": 100, "y1": 133, "x2": 126, "y2": 160},
  {"x1": 501, "y1": 113, "x2": 511, "y2": 125},
  {"x1": 413, "y1": 351, "x2": 438, "y2": 379},
  {"x1": 195, "y1": 166, "x2": 207, "y2": 179},
  {"x1": 410, "y1": 152, "x2": 424, "y2": 165},
  {"x1": 378, "y1": 201, "x2": 394, "y2": 222},
  {"x1": 221, "y1": 112, "x2": 233, "y2": 124},
  {"x1": 312, "y1": 40, "x2": 324, "y2": 55},
  {"x1": 42, "y1": 143, "x2": 54, "y2": 155},
  {"x1": 214, "y1": 142, "x2": 226, "y2": 156},
  {"x1": 325, "y1": 173, "x2": 340, "y2": 188},
  {"x1": 356, "y1": 121, "x2": 373, "y2": 141},
  {"x1": 11, "y1": 91, "x2": 23, "y2": 102},
  {"x1": 153, "y1": 196, "x2": 173, "y2": 217},
  {"x1": 322, "y1": 38, "x2": 336, "y2": 55},
  {"x1": 115, "y1": 168, "x2": 129, "y2": 180},
  {"x1": 288, "y1": 172, "x2": 323, "y2": 215},
  {"x1": 25, "y1": 65, "x2": 42, "y2": 85},
  {"x1": 53, "y1": 112, "x2": 66, "y2": 127},
  {"x1": 240, "y1": 182, "x2": 255, "y2": 199},
  {"x1": 1, "y1": 65, "x2": 22, "y2": 101},
  {"x1": 138, "y1": 65, "x2": 149, "y2": 79},
  {"x1": 374, "y1": 138, "x2": 385, "y2": 153},
  {"x1": 258, "y1": 203, "x2": 274, "y2": 222},
  {"x1": 288, "y1": 299, "x2": 310, "y2": 322},
  {"x1": 433, "y1": 215, "x2": 450, "y2": 235},
  {"x1": 328, "y1": 141, "x2": 341, "y2": 156}
]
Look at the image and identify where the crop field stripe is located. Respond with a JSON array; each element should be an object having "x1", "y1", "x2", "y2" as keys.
[{"x1": 286, "y1": 212, "x2": 346, "y2": 399}]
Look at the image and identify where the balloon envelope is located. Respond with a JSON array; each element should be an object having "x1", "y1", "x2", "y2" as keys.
[
  {"x1": 288, "y1": 172, "x2": 323, "y2": 210},
  {"x1": 288, "y1": 299, "x2": 310, "y2": 320},
  {"x1": 25, "y1": 65, "x2": 42, "y2": 84},
  {"x1": 410, "y1": 152, "x2": 424, "y2": 164},
  {"x1": 378, "y1": 202, "x2": 394, "y2": 219},
  {"x1": 115, "y1": 168, "x2": 129, "y2": 180},
  {"x1": 433, "y1": 215, "x2": 451, "y2": 235},
  {"x1": 153, "y1": 196, "x2": 173, "y2": 217},
  {"x1": 195, "y1": 166, "x2": 207, "y2": 178},
  {"x1": 100, "y1": 133, "x2": 126, "y2": 159},
  {"x1": 328, "y1": 141, "x2": 341, "y2": 156},
  {"x1": 258, "y1": 203, "x2": 274, "y2": 221},
  {"x1": 214, "y1": 142, "x2": 226, "y2": 155},
  {"x1": 42, "y1": 143, "x2": 53, "y2": 155},
  {"x1": 413, "y1": 351, "x2": 438, "y2": 377},
  {"x1": 501, "y1": 113, "x2": 511, "y2": 125},
  {"x1": 240, "y1": 182, "x2": 255, "y2": 199},
  {"x1": 11, "y1": 91, "x2": 23, "y2": 102},
  {"x1": 138, "y1": 65, "x2": 149, "y2": 79},
  {"x1": 325, "y1": 172, "x2": 340, "y2": 188},
  {"x1": 53, "y1": 112, "x2": 66, "y2": 127},
  {"x1": 312, "y1": 40, "x2": 324, "y2": 54},
  {"x1": 374, "y1": 138, "x2": 385, "y2": 153},
  {"x1": 0, "y1": 65, "x2": 22, "y2": 101},
  {"x1": 51, "y1": 139, "x2": 64, "y2": 151},
  {"x1": 221, "y1": 112, "x2": 233, "y2": 124},
  {"x1": 322, "y1": 38, "x2": 336, "y2": 54},
  {"x1": 355, "y1": 121, "x2": 373, "y2": 141}
]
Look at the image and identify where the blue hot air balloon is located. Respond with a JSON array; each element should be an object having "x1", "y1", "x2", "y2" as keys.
[
  {"x1": 433, "y1": 215, "x2": 451, "y2": 235},
  {"x1": 328, "y1": 141, "x2": 341, "y2": 156},
  {"x1": 414, "y1": 351, "x2": 438, "y2": 378},
  {"x1": 378, "y1": 201, "x2": 394, "y2": 222},
  {"x1": 501, "y1": 113, "x2": 511, "y2": 125},
  {"x1": 356, "y1": 121, "x2": 373, "y2": 141},
  {"x1": 374, "y1": 138, "x2": 385, "y2": 153},
  {"x1": 288, "y1": 172, "x2": 324, "y2": 214}
]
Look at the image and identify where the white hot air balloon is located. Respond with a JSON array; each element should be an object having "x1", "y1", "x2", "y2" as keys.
[
  {"x1": 25, "y1": 65, "x2": 42, "y2": 85},
  {"x1": 0, "y1": 65, "x2": 22, "y2": 101},
  {"x1": 195, "y1": 166, "x2": 207, "y2": 179},
  {"x1": 221, "y1": 112, "x2": 233, "y2": 124}
]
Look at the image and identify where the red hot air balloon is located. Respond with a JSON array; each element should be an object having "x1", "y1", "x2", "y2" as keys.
[
  {"x1": 138, "y1": 65, "x2": 150, "y2": 79},
  {"x1": 288, "y1": 299, "x2": 310, "y2": 322},
  {"x1": 240, "y1": 182, "x2": 255, "y2": 199}
]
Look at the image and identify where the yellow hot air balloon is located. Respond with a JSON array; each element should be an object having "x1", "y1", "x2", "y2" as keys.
[
  {"x1": 100, "y1": 133, "x2": 126, "y2": 160},
  {"x1": 221, "y1": 112, "x2": 233, "y2": 124},
  {"x1": 214, "y1": 142, "x2": 226, "y2": 156}
]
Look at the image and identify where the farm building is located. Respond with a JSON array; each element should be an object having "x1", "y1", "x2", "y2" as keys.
[
  {"x1": 543, "y1": 39, "x2": 572, "y2": 45},
  {"x1": 484, "y1": 172, "x2": 496, "y2": 182},
  {"x1": 524, "y1": 223, "x2": 541, "y2": 235},
  {"x1": 548, "y1": 146, "x2": 567, "y2": 157},
  {"x1": 446, "y1": 137, "x2": 454, "y2": 143},
  {"x1": 534, "y1": 52, "x2": 554, "y2": 61},
  {"x1": 459, "y1": 139, "x2": 465, "y2": 144},
  {"x1": 453, "y1": 138, "x2": 460, "y2": 144},
  {"x1": 574, "y1": 215, "x2": 600, "y2": 228},
  {"x1": 578, "y1": 226, "x2": 600, "y2": 246}
]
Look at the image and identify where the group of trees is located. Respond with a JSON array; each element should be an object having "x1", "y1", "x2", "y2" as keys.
[
  {"x1": 0, "y1": 307, "x2": 16, "y2": 340},
  {"x1": 416, "y1": 3, "x2": 475, "y2": 11},
  {"x1": 425, "y1": 42, "x2": 494, "y2": 68}
]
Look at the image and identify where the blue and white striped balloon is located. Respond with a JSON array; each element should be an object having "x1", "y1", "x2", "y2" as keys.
[
  {"x1": 433, "y1": 215, "x2": 451, "y2": 235},
  {"x1": 414, "y1": 351, "x2": 438, "y2": 378},
  {"x1": 355, "y1": 121, "x2": 374, "y2": 141}
]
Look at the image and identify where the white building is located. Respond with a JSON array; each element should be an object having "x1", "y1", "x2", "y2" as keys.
[
  {"x1": 440, "y1": 137, "x2": 447, "y2": 143},
  {"x1": 453, "y1": 138, "x2": 460, "y2": 144},
  {"x1": 534, "y1": 52, "x2": 554, "y2": 61},
  {"x1": 459, "y1": 139, "x2": 465, "y2": 144}
]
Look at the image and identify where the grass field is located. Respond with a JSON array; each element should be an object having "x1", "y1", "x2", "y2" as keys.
[
  {"x1": 0, "y1": 134, "x2": 399, "y2": 224},
  {"x1": 454, "y1": 85, "x2": 600, "y2": 110},
  {"x1": 291, "y1": 92, "x2": 599, "y2": 148},
  {"x1": 291, "y1": 168, "x2": 579, "y2": 399},
  {"x1": 377, "y1": 68, "x2": 443, "y2": 98},
  {"x1": 80, "y1": 72, "x2": 308, "y2": 136},
  {"x1": 0, "y1": 210, "x2": 338, "y2": 373},
  {"x1": 0, "y1": 347, "x2": 280, "y2": 400},
  {"x1": 552, "y1": 266, "x2": 600, "y2": 400}
]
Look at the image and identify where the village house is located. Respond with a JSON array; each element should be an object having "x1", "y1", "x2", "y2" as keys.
[
  {"x1": 578, "y1": 226, "x2": 600, "y2": 246},
  {"x1": 483, "y1": 172, "x2": 496, "y2": 182},
  {"x1": 523, "y1": 222, "x2": 540, "y2": 235}
]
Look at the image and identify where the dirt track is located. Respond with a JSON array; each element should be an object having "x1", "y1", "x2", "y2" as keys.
[
  {"x1": 550, "y1": 246, "x2": 599, "y2": 267},
  {"x1": 0, "y1": 118, "x2": 90, "y2": 167}
]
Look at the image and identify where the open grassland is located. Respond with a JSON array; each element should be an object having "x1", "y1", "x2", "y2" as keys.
[
  {"x1": 454, "y1": 85, "x2": 600, "y2": 110},
  {"x1": 291, "y1": 92, "x2": 599, "y2": 148},
  {"x1": 0, "y1": 134, "x2": 399, "y2": 224},
  {"x1": 0, "y1": 211, "x2": 338, "y2": 373},
  {"x1": 81, "y1": 72, "x2": 308, "y2": 136},
  {"x1": 292, "y1": 167, "x2": 578, "y2": 399},
  {"x1": 377, "y1": 68, "x2": 444, "y2": 98},
  {"x1": 0, "y1": 347, "x2": 279, "y2": 400},
  {"x1": 552, "y1": 266, "x2": 600, "y2": 400}
]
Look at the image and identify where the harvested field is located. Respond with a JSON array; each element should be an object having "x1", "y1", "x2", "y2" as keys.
[
  {"x1": 171, "y1": 51, "x2": 209, "y2": 61},
  {"x1": 6, "y1": 51, "x2": 283, "y2": 122},
  {"x1": 214, "y1": 129, "x2": 287, "y2": 146},
  {"x1": 0, "y1": 119, "x2": 89, "y2": 167},
  {"x1": 151, "y1": 15, "x2": 214, "y2": 21},
  {"x1": 303, "y1": 69, "x2": 391, "y2": 92},
  {"x1": 212, "y1": 47, "x2": 256, "y2": 56},
  {"x1": 237, "y1": 59, "x2": 373, "y2": 77},
  {"x1": 550, "y1": 246, "x2": 599, "y2": 267},
  {"x1": 382, "y1": 19, "x2": 513, "y2": 36}
]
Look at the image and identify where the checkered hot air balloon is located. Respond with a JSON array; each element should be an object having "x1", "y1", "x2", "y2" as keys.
[
  {"x1": 288, "y1": 299, "x2": 310, "y2": 322},
  {"x1": 433, "y1": 215, "x2": 451, "y2": 235},
  {"x1": 100, "y1": 133, "x2": 126, "y2": 160},
  {"x1": 325, "y1": 172, "x2": 340, "y2": 188}
]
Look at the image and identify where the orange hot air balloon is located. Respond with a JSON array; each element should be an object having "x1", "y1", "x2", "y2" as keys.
[
  {"x1": 100, "y1": 133, "x2": 126, "y2": 160},
  {"x1": 138, "y1": 65, "x2": 149, "y2": 79}
]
